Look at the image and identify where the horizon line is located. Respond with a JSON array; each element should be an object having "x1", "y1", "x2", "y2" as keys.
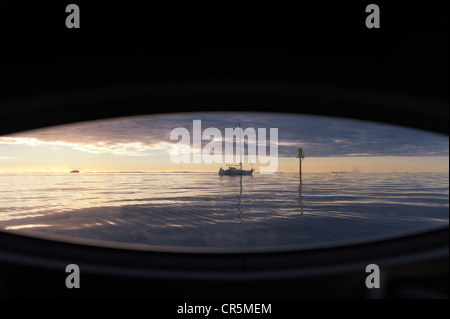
[{"x1": 0, "y1": 170, "x2": 448, "y2": 174}]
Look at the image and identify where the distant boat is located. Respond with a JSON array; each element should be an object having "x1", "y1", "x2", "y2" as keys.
[
  {"x1": 218, "y1": 123, "x2": 253, "y2": 176},
  {"x1": 70, "y1": 170, "x2": 80, "y2": 173}
]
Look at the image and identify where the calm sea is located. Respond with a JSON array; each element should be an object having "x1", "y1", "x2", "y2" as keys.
[{"x1": 0, "y1": 172, "x2": 448, "y2": 250}]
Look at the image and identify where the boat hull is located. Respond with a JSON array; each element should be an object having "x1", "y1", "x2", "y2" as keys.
[{"x1": 218, "y1": 168, "x2": 253, "y2": 176}]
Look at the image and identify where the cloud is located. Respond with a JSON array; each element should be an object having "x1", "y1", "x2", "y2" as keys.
[
  {"x1": 1, "y1": 113, "x2": 448, "y2": 158},
  {"x1": 0, "y1": 136, "x2": 174, "y2": 157}
]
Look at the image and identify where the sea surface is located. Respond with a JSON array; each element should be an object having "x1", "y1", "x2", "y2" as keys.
[{"x1": 0, "y1": 172, "x2": 448, "y2": 251}]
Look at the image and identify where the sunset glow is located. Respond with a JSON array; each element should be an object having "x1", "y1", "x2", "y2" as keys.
[{"x1": 0, "y1": 113, "x2": 448, "y2": 174}]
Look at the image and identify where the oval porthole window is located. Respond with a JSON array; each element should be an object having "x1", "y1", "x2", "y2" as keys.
[{"x1": 0, "y1": 112, "x2": 448, "y2": 251}]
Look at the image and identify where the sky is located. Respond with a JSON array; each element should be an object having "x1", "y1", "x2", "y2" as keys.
[{"x1": 0, "y1": 112, "x2": 448, "y2": 173}]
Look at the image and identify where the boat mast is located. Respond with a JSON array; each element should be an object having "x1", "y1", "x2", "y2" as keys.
[{"x1": 239, "y1": 123, "x2": 242, "y2": 170}]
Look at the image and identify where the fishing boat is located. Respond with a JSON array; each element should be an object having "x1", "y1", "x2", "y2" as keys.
[
  {"x1": 218, "y1": 123, "x2": 253, "y2": 176},
  {"x1": 70, "y1": 170, "x2": 80, "y2": 173}
]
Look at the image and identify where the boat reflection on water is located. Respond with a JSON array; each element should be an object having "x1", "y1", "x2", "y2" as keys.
[
  {"x1": 225, "y1": 172, "x2": 305, "y2": 225},
  {"x1": 237, "y1": 175, "x2": 243, "y2": 222},
  {"x1": 221, "y1": 174, "x2": 245, "y2": 223}
]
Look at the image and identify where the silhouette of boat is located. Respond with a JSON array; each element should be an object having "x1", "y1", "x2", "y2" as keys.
[
  {"x1": 219, "y1": 164, "x2": 253, "y2": 176},
  {"x1": 70, "y1": 170, "x2": 80, "y2": 173},
  {"x1": 218, "y1": 123, "x2": 253, "y2": 176}
]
